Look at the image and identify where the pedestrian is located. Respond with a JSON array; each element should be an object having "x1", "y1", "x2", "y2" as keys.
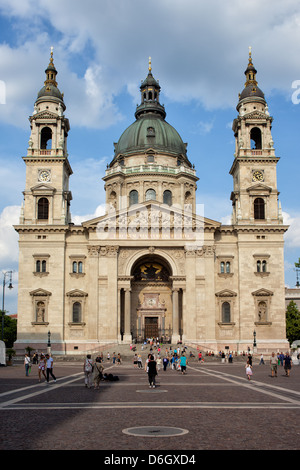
[
  {"x1": 245, "y1": 360, "x2": 253, "y2": 380},
  {"x1": 117, "y1": 353, "x2": 122, "y2": 365},
  {"x1": 179, "y1": 354, "x2": 188, "y2": 374},
  {"x1": 94, "y1": 357, "x2": 104, "y2": 389},
  {"x1": 112, "y1": 352, "x2": 116, "y2": 364},
  {"x1": 157, "y1": 356, "x2": 162, "y2": 371},
  {"x1": 46, "y1": 354, "x2": 56, "y2": 383},
  {"x1": 137, "y1": 355, "x2": 143, "y2": 369},
  {"x1": 284, "y1": 352, "x2": 292, "y2": 377},
  {"x1": 84, "y1": 354, "x2": 93, "y2": 388},
  {"x1": 38, "y1": 353, "x2": 47, "y2": 382},
  {"x1": 163, "y1": 356, "x2": 169, "y2": 371},
  {"x1": 259, "y1": 354, "x2": 265, "y2": 365},
  {"x1": 270, "y1": 352, "x2": 277, "y2": 377},
  {"x1": 24, "y1": 353, "x2": 31, "y2": 376},
  {"x1": 133, "y1": 353, "x2": 138, "y2": 368},
  {"x1": 107, "y1": 352, "x2": 110, "y2": 362},
  {"x1": 147, "y1": 355, "x2": 158, "y2": 388}
]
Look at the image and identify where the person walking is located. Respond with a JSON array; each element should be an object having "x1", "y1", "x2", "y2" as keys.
[
  {"x1": 147, "y1": 355, "x2": 158, "y2": 388},
  {"x1": 38, "y1": 353, "x2": 47, "y2": 382},
  {"x1": 94, "y1": 357, "x2": 104, "y2": 389},
  {"x1": 270, "y1": 352, "x2": 277, "y2": 377},
  {"x1": 24, "y1": 354, "x2": 31, "y2": 376},
  {"x1": 284, "y1": 352, "x2": 292, "y2": 377},
  {"x1": 259, "y1": 354, "x2": 265, "y2": 365},
  {"x1": 46, "y1": 354, "x2": 56, "y2": 383},
  {"x1": 83, "y1": 354, "x2": 93, "y2": 388},
  {"x1": 179, "y1": 354, "x2": 188, "y2": 374},
  {"x1": 245, "y1": 360, "x2": 253, "y2": 380}
]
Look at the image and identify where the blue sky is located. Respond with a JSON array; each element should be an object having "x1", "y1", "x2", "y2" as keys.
[{"x1": 0, "y1": 0, "x2": 300, "y2": 314}]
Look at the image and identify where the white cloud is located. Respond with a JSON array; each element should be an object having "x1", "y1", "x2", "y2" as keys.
[
  {"x1": 283, "y1": 211, "x2": 300, "y2": 247},
  {"x1": 0, "y1": 205, "x2": 20, "y2": 264},
  {"x1": 1, "y1": 0, "x2": 300, "y2": 129}
]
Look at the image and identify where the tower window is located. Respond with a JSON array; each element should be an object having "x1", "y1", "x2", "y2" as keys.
[
  {"x1": 37, "y1": 197, "x2": 49, "y2": 220},
  {"x1": 254, "y1": 198, "x2": 265, "y2": 219},
  {"x1": 163, "y1": 190, "x2": 172, "y2": 206},
  {"x1": 40, "y1": 127, "x2": 52, "y2": 150},
  {"x1": 129, "y1": 190, "x2": 139, "y2": 206},
  {"x1": 250, "y1": 127, "x2": 262, "y2": 150},
  {"x1": 146, "y1": 189, "x2": 156, "y2": 201}
]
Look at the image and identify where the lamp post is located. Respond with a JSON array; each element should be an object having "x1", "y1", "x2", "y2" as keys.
[
  {"x1": 47, "y1": 330, "x2": 51, "y2": 354},
  {"x1": 1, "y1": 271, "x2": 13, "y2": 342},
  {"x1": 253, "y1": 330, "x2": 257, "y2": 353}
]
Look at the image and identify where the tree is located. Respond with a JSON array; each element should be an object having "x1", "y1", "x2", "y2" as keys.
[
  {"x1": 1, "y1": 314, "x2": 17, "y2": 347},
  {"x1": 286, "y1": 300, "x2": 300, "y2": 345}
]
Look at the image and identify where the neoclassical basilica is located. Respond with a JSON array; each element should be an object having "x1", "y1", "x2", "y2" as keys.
[{"x1": 14, "y1": 51, "x2": 289, "y2": 355}]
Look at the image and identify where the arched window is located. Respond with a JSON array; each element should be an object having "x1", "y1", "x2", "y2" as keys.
[
  {"x1": 78, "y1": 261, "x2": 83, "y2": 273},
  {"x1": 41, "y1": 260, "x2": 46, "y2": 272},
  {"x1": 72, "y1": 261, "x2": 77, "y2": 273},
  {"x1": 257, "y1": 260, "x2": 261, "y2": 272},
  {"x1": 226, "y1": 262, "x2": 231, "y2": 274},
  {"x1": 163, "y1": 190, "x2": 172, "y2": 206},
  {"x1": 220, "y1": 262, "x2": 225, "y2": 274},
  {"x1": 37, "y1": 197, "x2": 49, "y2": 220},
  {"x1": 129, "y1": 190, "x2": 138, "y2": 206},
  {"x1": 222, "y1": 302, "x2": 231, "y2": 323},
  {"x1": 146, "y1": 189, "x2": 156, "y2": 201},
  {"x1": 36, "y1": 260, "x2": 41, "y2": 272},
  {"x1": 254, "y1": 198, "x2": 265, "y2": 219},
  {"x1": 40, "y1": 127, "x2": 52, "y2": 150},
  {"x1": 250, "y1": 127, "x2": 262, "y2": 149},
  {"x1": 262, "y1": 260, "x2": 267, "y2": 272},
  {"x1": 72, "y1": 302, "x2": 81, "y2": 323}
]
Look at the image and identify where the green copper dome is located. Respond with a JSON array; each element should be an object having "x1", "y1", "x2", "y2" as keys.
[
  {"x1": 113, "y1": 60, "x2": 188, "y2": 161},
  {"x1": 115, "y1": 114, "x2": 187, "y2": 157}
]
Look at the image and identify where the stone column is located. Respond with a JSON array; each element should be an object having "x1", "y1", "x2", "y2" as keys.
[
  {"x1": 172, "y1": 288, "x2": 180, "y2": 344},
  {"x1": 123, "y1": 288, "x2": 132, "y2": 343}
]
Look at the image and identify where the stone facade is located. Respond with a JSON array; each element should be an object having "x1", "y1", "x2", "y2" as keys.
[{"x1": 14, "y1": 52, "x2": 289, "y2": 355}]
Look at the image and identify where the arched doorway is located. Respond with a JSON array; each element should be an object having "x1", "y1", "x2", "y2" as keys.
[{"x1": 130, "y1": 256, "x2": 173, "y2": 342}]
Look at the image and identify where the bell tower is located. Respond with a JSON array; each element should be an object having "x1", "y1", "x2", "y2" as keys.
[
  {"x1": 20, "y1": 48, "x2": 72, "y2": 225},
  {"x1": 230, "y1": 48, "x2": 283, "y2": 225}
]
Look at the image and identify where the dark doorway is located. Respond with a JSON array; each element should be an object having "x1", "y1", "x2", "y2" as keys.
[{"x1": 145, "y1": 317, "x2": 158, "y2": 339}]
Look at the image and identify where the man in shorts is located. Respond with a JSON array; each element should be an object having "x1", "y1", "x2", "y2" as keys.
[
  {"x1": 179, "y1": 353, "x2": 188, "y2": 374},
  {"x1": 270, "y1": 352, "x2": 277, "y2": 377}
]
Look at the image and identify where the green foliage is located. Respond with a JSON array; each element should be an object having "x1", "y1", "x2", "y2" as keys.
[
  {"x1": 0, "y1": 314, "x2": 17, "y2": 347},
  {"x1": 286, "y1": 300, "x2": 300, "y2": 345}
]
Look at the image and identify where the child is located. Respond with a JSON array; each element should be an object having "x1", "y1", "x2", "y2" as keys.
[{"x1": 245, "y1": 361, "x2": 253, "y2": 380}]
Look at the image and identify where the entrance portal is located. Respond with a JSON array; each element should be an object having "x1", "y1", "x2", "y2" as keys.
[{"x1": 144, "y1": 317, "x2": 158, "y2": 339}]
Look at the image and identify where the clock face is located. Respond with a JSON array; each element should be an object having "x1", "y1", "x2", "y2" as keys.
[
  {"x1": 38, "y1": 170, "x2": 51, "y2": 182},
  {"x1": 252, "y1": 170, "x2": 264, "y2": 182}
]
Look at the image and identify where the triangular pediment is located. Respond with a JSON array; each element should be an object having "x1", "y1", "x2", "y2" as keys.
[
  {"x1": 215, "y1": 289, "x2": 237, "y2": 297},
  {"x1": 31, "y1": 109, "x2": 58, "y2": 120},
  {"x1": 247, "y1": 183, "x2": 272, "y2": 194},
  {"x1": 66, "y1": 289, "x2": 88, "y2": 297},
  {"x1": 82, "y1": 201, "x2": 221, "y2": 231},
  {"x1": 252, "y1": 288, "x2": 273, "y2": 296},
  {"x1": 31, "y1": 183, "x2": 56, "y2": 192},
  {"x1": 30, "y1": 288, "x2": 52, "y2": 297}
]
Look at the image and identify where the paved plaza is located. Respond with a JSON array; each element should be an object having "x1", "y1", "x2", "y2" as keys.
[{"x1": 1, "y1": 352, "x2": 300, "y2": 454}]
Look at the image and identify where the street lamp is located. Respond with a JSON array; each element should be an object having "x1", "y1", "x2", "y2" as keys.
[
  {"x1": 1, "y1": 271, "x2": 14, "y2": 342},
  {"x1": 253, "y1": 330, "x2": 257, "y2": 351}
]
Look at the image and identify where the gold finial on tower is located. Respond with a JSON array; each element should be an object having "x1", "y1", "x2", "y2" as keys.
[{"x1": 148, "y1": 56, "x2": 152, "y2": 73}]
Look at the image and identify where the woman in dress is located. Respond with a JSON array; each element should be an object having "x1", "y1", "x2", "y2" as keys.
[
  {"x1": 245, "y1": 360, "x2": 253, "y2": 380},
  {"x1": 38, "y1": 354, "x2": 47, "y2": 382}
]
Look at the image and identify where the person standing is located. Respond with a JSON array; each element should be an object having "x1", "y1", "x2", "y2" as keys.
[
  {"x1": 84, "y1": 354, "x2": 93, "y2": 388},
  {"x1": 270, "y1": 352, "x2": 277, "y2": 377},
  {"x1": 94, "y1": 357, "x2": 104, "y2": 389},
  {"x1": 38, "y1": 353, "x2": 47, "y2": 382},
  {"x1": 284, "y1": 352, "x2": 292, "y2": 377},
  {"x1": 179, "y1": 354, "x2": 188, "y2": 374},
  {"x1": 245, "y1": 360, "x2": 253, "y2": 380},
  {"x1": 46, "y1": 354, "x2": 56, "y2": 383},
  {"x1": 24, "y1": 354, "x2": 31, "y2": 376},
  {"x1": 147, "y1": 355, "x2": 157, "y2": 388}
]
